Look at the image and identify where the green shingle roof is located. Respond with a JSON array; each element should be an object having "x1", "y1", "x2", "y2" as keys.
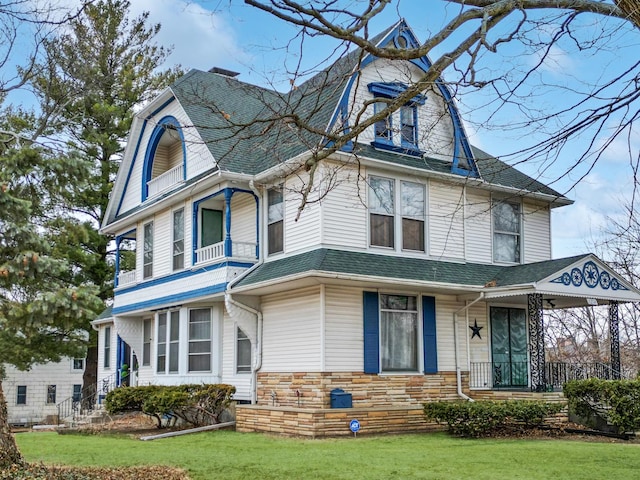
[{"x1": 233, "y1": 248, "x2": 590, "y2": 289}]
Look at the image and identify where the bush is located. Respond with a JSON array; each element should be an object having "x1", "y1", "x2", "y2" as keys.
[
  {"x1": 423, "y1": 400, "x2": 564, "y2": 437},
  {"x1": 564, "y1": 378, "x2": 640, "y2": 433},
  {"x1": 104, "y1": 384, "x2": 236, "y2": 428}
]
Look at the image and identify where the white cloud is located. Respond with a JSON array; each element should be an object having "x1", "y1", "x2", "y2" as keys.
[{"x1": 128, "y1": 0, "x2": 250, "y2": 72}]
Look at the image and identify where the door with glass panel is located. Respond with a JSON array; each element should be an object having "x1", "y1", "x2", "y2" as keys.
[{"x1": 490, "y1": 307, "x2": 528, "y2": 388}]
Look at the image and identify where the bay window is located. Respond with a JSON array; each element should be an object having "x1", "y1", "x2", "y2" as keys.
[
  {"x1": 157, "y1": 310, "x2": 180, "y2": 374},
  {"x1": 188, "y1": 308, "x2": 212, "y2": 372}
]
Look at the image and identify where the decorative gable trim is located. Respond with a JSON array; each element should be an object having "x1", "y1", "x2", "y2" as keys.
[
  {"x1": 549, "y1": 260, "x2": 629, "y2": 291},
  {"x1": 367, "y1": 82, "x2": 427, "y2": 105}
]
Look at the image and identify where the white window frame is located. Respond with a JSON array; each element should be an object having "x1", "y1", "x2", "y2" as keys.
[
  {"x1": 156, "y1": 310, "x2": 180, "y2": 374},
  {"x1": 492, "y1": 198, "x2": 522, "y2": 264},
  {"x1": 267, "y1": 186, "x2": 284, "y2": 255},
  {"x1": 103, "y1": 326, "x2": 111, "y2": 369},
  {"x1": 172, "y1": 208, "x2": 185, "y2": 271},
  {"x1": 46, "y1": 385, "x2": 57, "y2": 404},
  {"x1": 188, "y1": 308, "x2": 212, "y2": 373},
  {"x1": 379, "y1": 293, "x2": 421, "y2": 373},
  {"x1": 142, "y1": 318, "x2": 152, "y2": 366},
  {"x1": 143, "y1": 221, "x2": 154, "y2": 279},
  {"x1": 236, "y1": 326, "x2": 252, "y2": 374},
  {"x1": 16, "y1": 385, "x2": 27, "y2": 405},
  {"x1": 72, "y1": 358, "x2": 84, "y2": 371},
  {"x1": 369, "y1": 176, "x2": 427, "y2": 253}
]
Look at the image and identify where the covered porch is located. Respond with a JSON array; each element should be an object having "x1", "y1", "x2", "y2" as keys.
[{"x1": 465, "y1": 256, "x2": 640, "y2": 393}]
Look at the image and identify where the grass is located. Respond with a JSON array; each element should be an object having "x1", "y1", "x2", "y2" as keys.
[{"x1": 16, "y1": 430, "x2": 640, "y2": 480}]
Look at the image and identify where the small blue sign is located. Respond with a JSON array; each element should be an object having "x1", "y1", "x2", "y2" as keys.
[{"x1": 349, "y1": 419, "x2": 360, "y2": 433}]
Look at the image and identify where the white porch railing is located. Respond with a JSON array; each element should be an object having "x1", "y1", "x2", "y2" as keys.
[
  {"x1": 117, "y1": 269, "x2": 137, "y2": 287},
  {"x1": 195, "y1": 241, "x2": 257, "y2": 265},
  {"x1": 147, "y1": 163, "x2": 183, "y2": 198}
]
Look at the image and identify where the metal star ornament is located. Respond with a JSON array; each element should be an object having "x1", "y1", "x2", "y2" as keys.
[{"x1": 469, "y1": 319, "x2": 483, "y2": 339}]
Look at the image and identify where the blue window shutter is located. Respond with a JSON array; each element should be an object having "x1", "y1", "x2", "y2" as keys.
[
  {"x1": 363, "y1": 291, "x2": 380, "y2": 374},
  {"x1": 423, "y1": 296, "x2": 438, "y2": 374}
]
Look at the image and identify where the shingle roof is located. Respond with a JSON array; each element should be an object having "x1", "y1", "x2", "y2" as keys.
[{"x1": 233, "y1": 248, "x2": 590, "y2": 289}]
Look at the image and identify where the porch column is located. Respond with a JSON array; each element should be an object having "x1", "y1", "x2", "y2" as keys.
[
  {"x1": 609, "y1": 301, "x2": 621, "y2": 379},
  {"x1": 527, "y1": 293, "x2": 545, "y2": 391},
  {"x1": 224, "y1": 188, "x2": 233, "y2": 257}
]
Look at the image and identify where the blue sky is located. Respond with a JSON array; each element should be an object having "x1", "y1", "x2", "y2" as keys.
[{"x1": 11, "y1": 0, "x2": 639, "y2": 259}]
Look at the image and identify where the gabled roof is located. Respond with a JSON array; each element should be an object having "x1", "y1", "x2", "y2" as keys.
[{"x1": 231, "y1": 249, "x2": 640, "y2": 306}]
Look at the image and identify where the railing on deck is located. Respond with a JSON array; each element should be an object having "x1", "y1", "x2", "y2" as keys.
[
  {"x1": 195, "y1": 241, "x2": 257, "y2": 264},
  {"x1": 147, "y1": 163, "x2": 183, "y2": 198},
  {"x1": 117, "y1": 269, "x2": 137, "y2": 287},
  {"x1": 469, "y1": 361, "x2": 621, "y2": 391}
]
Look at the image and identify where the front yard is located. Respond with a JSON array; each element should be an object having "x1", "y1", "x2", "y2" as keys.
[{"x1": 14, "y1": 430, "x2": 640, "y2": 479}]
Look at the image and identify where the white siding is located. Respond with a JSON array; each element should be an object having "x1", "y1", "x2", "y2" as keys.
[
  {"x1": 283, "y1": 175, "x2": 321, "y2": 254},
  {"x1": 96, "y1": 322, "x2": 117, "y2": 394},
  {"x1": 347, "y1": 58, "x2": 455, "y2": 162},
  {"x1": 321, "y1": 163, "x2": 368, "y2": 249},
  {"x1": 221, "y1": 311, "x2": 252, "y2": 400},
  {"x1": 324, "y1": 286, "x2": 364, "y2": 371},
  {"x1": 429, "y1": 181, "x2": 465, "y2": 259},
  {"x1": 468, "y1": 302, "x2": 490, "y2": 364},
  {"x1": 230, "y1": 193, "x2": 257, "y2": 245},
  {"x1": 154, "y1": 208, "x2": 172, "y2": 277},
  {"x1": 434, "y1": 295, "x2": 465, "y2": 371},
  {"x1": 523, "y1": 201, "x2": 551, "y2": 262},
  {"x1": 4, "y1": 359, "x2": 85, "y2": 424},
  {"x1": 261, "y1": 287, "x2": 322, "y2": 372},
  {"x1": 465, "y1": 188, "x2": 492, "y2": 263}
]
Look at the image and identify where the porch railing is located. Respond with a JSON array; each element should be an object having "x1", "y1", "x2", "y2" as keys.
[
  {"x1": 469, "y1": 361, "x2": 621, "y2": 391},
  {"x1": 117, "y1": 269, "x2": 137, "y2": 287},
  {"x1": 147, "y1": 163, "x2": 183, "y2": 198},
  {"x1": 56, "y1": 371, "x2": 118, "y2": 425},
  {"x1": 195, "y1": 241, "x2": 257, "y2": 264}
]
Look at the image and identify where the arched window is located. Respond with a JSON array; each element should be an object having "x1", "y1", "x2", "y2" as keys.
[{"x1": 142, "y1": 116, "x2": 186, "y2": 201}]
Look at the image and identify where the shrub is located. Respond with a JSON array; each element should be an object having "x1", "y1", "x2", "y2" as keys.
[
  {"x1": 423, "y1": 400, "x2": 564, "y2": 437},
  {"x1": 564, "y1": 378, "x2": 640, "y2": 433},
  {"x1": 104, "y1": 384, "x2": 236, "y2": 428}
]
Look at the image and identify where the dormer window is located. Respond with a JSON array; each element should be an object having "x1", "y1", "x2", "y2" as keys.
[{"x1": 368, "y1": 82, "x2": 425, "y2": 157}]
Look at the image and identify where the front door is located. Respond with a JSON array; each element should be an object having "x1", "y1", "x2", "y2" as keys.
[{"x1": 490, "y1": 307, "x2": 528, "y2": 388}]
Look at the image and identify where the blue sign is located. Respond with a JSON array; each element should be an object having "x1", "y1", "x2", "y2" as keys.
[{"x1": 349, "y1": 419, "x2": 360, "y2": 433}]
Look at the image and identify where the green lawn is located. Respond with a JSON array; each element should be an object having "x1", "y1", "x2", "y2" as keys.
[{"x1": 16, "y1": 430, "x2": 640, "y2": 480}]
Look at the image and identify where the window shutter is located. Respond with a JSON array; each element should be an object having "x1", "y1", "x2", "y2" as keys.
[
  {"x1": 422, "y1": 296, "x2": 438, "y2": 374},
  {"x1": 363, "y1": 291, "x2": 380, "y2": 374}
]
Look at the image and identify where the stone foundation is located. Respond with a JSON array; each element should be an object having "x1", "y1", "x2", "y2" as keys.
[{"x1": 235, "y1": 371, "x2": 568, "y2": 436}]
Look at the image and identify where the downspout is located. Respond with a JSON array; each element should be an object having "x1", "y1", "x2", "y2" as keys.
[
  {"x1": 225, "y1": 178, "x2": 264, "y2": 404},
  {"x1": 453, "y1": 293, "x2": 485, "y2": 402}
]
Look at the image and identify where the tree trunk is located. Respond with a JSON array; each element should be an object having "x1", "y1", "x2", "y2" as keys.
[
  {"x1": 0, "y1": 380, "x2": 24, "y2": 469},
  {"x1": 615, "y1": 1, "x2": 640, "y2": 29}
]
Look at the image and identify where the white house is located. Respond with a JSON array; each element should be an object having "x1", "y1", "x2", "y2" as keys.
[
  {"x1": 4, "y1": 358, "x2": 85, "y2": 426},
  {"x1": 94, "y1": 21, "x2": 640, "y2": 436}
]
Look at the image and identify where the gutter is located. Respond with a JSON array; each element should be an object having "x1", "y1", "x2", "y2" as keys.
[{"x1": 452, "y1": 292, "x2": 485, "y2": 402}]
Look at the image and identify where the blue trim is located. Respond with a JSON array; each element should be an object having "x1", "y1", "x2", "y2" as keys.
[
  {"x1": 115, "y1": 260, "x2": 255, "y2": 295},
  {"x1": 114, "y1": 236, "x2": 122, "y2": 288},
  {"x1": 141, "y1": 115, "x2": 186, "y2": 202},
  {"x1": 112, "y1": 283, "x2": 227, "y2": 314},
  {"x1": 368, "y1": 82, "x2": 426, "y2": 105},
  {"x1": 422, "y1": 296, "x2": 438, "y2": 374},
  {"x1": 116, "y1": 336, "x2": 123, "y2": 386},
  {"x1": 224, "y1": 189, "x2": 233, "y2": 257},
  {"x1": 550, "y1": 261, "x2": 629, "y2": 291},
  {"x1": 371, "y1": 140, "x2": 422, "y2": 157},
  {"x1": 363, "y1": 291, "x2": 380, "y2": 374},
  {"x1": 147, "y1": 97, "x2": 176, "y2": 119},
  {"x1": 116, "y1": 120, "x2": 148, "y2": 217}
]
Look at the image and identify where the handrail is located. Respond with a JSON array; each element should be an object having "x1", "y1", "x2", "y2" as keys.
[{"x1": 56, "y1": 371, "x2": 119, "y2": 425}]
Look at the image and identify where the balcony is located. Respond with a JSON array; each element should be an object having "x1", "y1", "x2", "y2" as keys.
[
  {"x1": 469, "y1": 361, "x2": 621, "y2": 391},
  {"x1": 147, "y1": 163, "x2": 184, "y2": 199},
  {"x1": 117, "y1": 270, "x2": 137, "y2": 287},
  {"x1": 195, "y1": 241, "x2": 257, "y2": 265}
]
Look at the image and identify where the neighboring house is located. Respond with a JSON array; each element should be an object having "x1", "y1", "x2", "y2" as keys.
[
  {"x1": 4, "y1": 358, "x2": 85, "y2": 426},
  {"x1": 94, "y1": 21, "x2": 640, "y2": 436}
]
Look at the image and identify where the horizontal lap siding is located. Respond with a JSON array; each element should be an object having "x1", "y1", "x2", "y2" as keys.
[
  {"x1": 468, "y1": 302, "x2": 490, "y2": 364},
  {"x1": 435, "y1": 296, "x2": 464, "y2": 371},
  {"x1": 324, "y1": 287, "x2": 364, "y2": 371},
  {"x1": 261, "y1": 287, "x2": 322, "y2": 372},
  {"x1": 429, "y1": 181, "x2": 464, "y2": 259},
  {"x1": 465, "y1": 188, "x2": 492, "y2": 263},
  {"x1": 321, "y1": 164, "x2": 367, "y2": 248},
  {"x1": 222, "y1": 311, "x2": 252, "y2": 400},
  {"x1": 284, "y1": 176, "x2": 321, "y2": 253},
  {"x1": 230, "y1": 194, "x2": 256, "y2": 245},
  {"x1": 153, "y1": 208, "x2": 172, "y2": 278},
  {"x1": 523, "y1": 202, "x2": 551, "y2": 262}
]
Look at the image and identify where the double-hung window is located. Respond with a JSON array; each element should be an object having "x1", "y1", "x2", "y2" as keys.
[
  {"x1": 143, "y1": 221, "x2": 153, "y2": 279},
  {"x1": 46, "y1": 385, "x2": 57, "y2": 404},
  {"x1": 188, "y1": 308, "x2": 212, "y2": 372},
  {"x1": 380, "y1": 294, "x2": 419, "y2": 372},
  {"x1": 369, "y1": 176, "x2": 426, "y2": 251},
  {"x1": 172, "y1": 208, "x2": 184, "y2": 271},
  {"x1": 400, "y1": 106, "x2": 417, "y2": 147},
  {"x1": 236, "y1": 327, "x2": 251, "y2": 373},
  {"x1": 374, "y1": 101, "x2": 393, "y2": 144},
  {"x1": 72, "y1": 384, "x2": 82, "y2": 402},
  {"x1": 493, "y1": 200, "x2": 521, "y2": 263},
  {"x1": 142, "y1": 318, "x2": 152, "y2": 366},
  {"x1": 157, "y1": 310, "x2": 180, "y2": 374},
  {"x1": 103, "y1": 326, "x2": 111, "y2": 369},
  {"x1": 267, "y1": 187, "x2": 284, "y2": 254},
  {"x1": 72, "y1": 358, "x2": 84, "y2": 371},
  {"x1": 16, "y1": 386, "x2": 27, "y2": 405},
  {"x1": 369, "y1": 176, "x2": 395, "y2": 248}
]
